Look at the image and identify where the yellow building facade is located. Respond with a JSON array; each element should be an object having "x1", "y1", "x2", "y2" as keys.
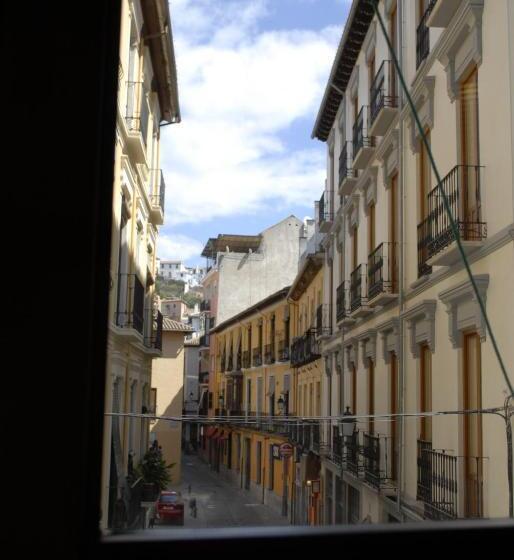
[{"x1": 100, "y1": 0, "x2": 180, "y2": 531}]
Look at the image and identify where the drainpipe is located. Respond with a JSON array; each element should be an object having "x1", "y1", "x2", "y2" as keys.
[{"x1": 397, "y1": 0, "x2": 406, "y2": 519}]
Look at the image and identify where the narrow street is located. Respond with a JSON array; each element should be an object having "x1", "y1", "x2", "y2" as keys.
[{"x1": 151, "y1": 453, "x2": 291, "y2": 530}]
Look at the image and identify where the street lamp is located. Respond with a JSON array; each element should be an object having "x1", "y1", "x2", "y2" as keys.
[{"x1": 339, "y1": 406, "x2": 356, "y2": 438}]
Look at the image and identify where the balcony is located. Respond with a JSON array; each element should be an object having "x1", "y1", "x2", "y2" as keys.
[
  {"x1": 331, "y1": 429, "x2": 343, "y2": 467},
  {"x1": 426, "y1": 0, "x2": 458, "y2": 28},
  {"x1": 362, "y1": 432, "x2": 394, "y2": 490},
  {"x1": 369, "y1": 60, "x2": 398, "y2": 137},
  {"x1": 318, "y1": 191, "x2": 333, "y2": 233},
  {"x1": 316, "y1": 304, "x2": 332, "y2": 338},
  {"x1": 346, "y1": 431, "x2": 361, "y2": 477},
  {"x1": 125, "y1": 81, "x2": 149, "y2": 162},
  {"x1": 416, "y1": 1, "x2": 436, "y2": 69},
  {"x1": 290, "y1": 329, "x2": 321, "y2": 368},
  {"x1": 200, "y1": 300, "x2": 211, "y2": 312},
  {"x1": 417, "y1": 217, "x2": 433, "y2": 277},
  {"x1": 143, "y1": 309, "x2": 163, "y2": 352},
  {"x1": 417, "y1": 441, "x2": 487, "y2": 520},
  {"x1": 242, "y1": 350, "x2": 251, "y2": 368},
  {"x1": 115, "y1": 273, "x2": 145, "y2": 337},
  {"x1": 339, "y1": 141, "x2": 358, "y2": 197},
  {"x1": 352, "y1": 106, "x2": 375, "y2": 170},
  {"x1": 425, "y1": 165, "x2": 486, "y2": 267},
  {"x1": 277, "y1": 339, "x2": 290, "y2": 362},
  {"x1": 350, "y1": 264, "x2": 371, "y2": 317},
  {"x1": 149, "y1": 169, "x2": 165, "y2": 225},
  {"x1": 252, "y1": 347, "x2": 262, "y2": 367},
  {"x1": 264, "y1": 343, "x2": 275, "y2": 365},
  {"x1": 367, "y1": 242, "x2": 399, "y2": 306}
]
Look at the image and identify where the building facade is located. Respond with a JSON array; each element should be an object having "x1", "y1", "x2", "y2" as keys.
[
  {"x1": 312, "y1": 0, "x2": 514, "y2": 524},
  {"x1": 159, "y1": 259, "x2": 206, "y2": 286},
  {"x1": 150, "y1": 317, "x2": 193, "y2": 485},
  {"x1": 100, "y1": 0, "x2": 180, "y2": 530}
]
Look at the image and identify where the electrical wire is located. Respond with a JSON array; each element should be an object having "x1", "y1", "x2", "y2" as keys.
[{"x1": 370, "y1": 0, "x2": 513, "y2": 397}]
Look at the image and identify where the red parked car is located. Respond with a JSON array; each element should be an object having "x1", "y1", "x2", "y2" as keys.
[{"x1": 155, "y1": 491, "x2": 184, "y2": 525}]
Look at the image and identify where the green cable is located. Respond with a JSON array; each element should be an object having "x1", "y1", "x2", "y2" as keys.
[{"x1": 369, "y1": 0, "x2": 513, "y2": 396}]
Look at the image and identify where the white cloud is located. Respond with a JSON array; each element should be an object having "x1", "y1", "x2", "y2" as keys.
[
  {"x1": 157, "y1": 233, "x2": 205, "y2": 261},
  {"x1": 161, "y1": 0, "x2": 341, "y2": 227}
]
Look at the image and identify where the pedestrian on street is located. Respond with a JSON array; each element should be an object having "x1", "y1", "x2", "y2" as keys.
[{"x1": 189, "y1": 497, "x2": 197, "y2": 518}]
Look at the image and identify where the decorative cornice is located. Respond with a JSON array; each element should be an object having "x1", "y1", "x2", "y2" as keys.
[
  {"x1": 343, "y1": 337, "x2": 358, "y2": 370},
  {"x1": 356, "y1": 328, "x2": 377, "y2": 365},
  {"x1": 438, "y1": 274, "x2": 489, "y2": 348},
  {"x1": 401, "y1": 300, "x2": 437, "y2": 358},
  {"x1": 376, "y1": 317, "x2": 400, "y2": 363}
]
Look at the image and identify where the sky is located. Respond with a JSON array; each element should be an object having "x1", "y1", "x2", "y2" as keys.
[{"x1": 158, "y1": 0, "x2": 352, "y2": 266}]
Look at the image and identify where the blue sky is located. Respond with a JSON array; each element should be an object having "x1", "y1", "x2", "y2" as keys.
[{"x1": 158, "y1": 0, "x2": 351, "y2": 266}]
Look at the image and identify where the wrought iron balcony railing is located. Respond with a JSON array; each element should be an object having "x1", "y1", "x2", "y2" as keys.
[
  {"x1": 143, "y1": 309, "x2": 163, "y2": 351},
  {"x1": 367, "y1": 242, "x2": 398, "y2": 301},
  {"x1": 332, "y1": 428, "x2": 343, "y2": 466},
  {"x1": 264, "y1": 343, "x2": 275, "y2": 365},
  {"x1": 149, "y1": 169, "x2": 165, "y2": 215},
  {"x1": 277, "y1": 339, "x2": 290, "y2": 362},
  {"x1": 417, "y1": 217, "x2": 433, "y2": 277},
  {"x1": 316, "y1": 304, "x2": 332, "y2": 337},
  {"x1": 362, "y1": 432, "x2": 393, "y2": 490},
  {"x1": 350, "y1": 264, "x2": 368, "y2": 313},
  {"x1": 369, "y1": 60, "x2": 398, "y2": 127},
  {"x1": 242, "y1": 350, "x2": 251, "y2": 368},
  {"x1": 115, "y1": 273, "x2": 145, "y2": 334},
  {"x1": 318, "y1": 191, "x2": 333, "y2": 226},
  {"x1": 252, "y1": 347, "x2": 262, "y2": 367},
  {"x1": 346, "y1": 431, "x2": 361, "y2": 477},
  {"x1": 426, "y1": 165, "x2": 486, "y2": 259},
  {"x1": 125, "y1": 81, "x2": 149, "y2": 146},
  {"x1": 290, "y1": 329, "x2": 321, "y2": 367},
  {"x1": 339, "y1": 141, "x2": 356, "y2": 187},
  {"x1": 417, "y1": 442, "x2": 487, "y2": 520},
  {"x1": 352, "y1": 105, "x2": 374, "y2": 158},
  {"x1": 416, "y1": 0, "x2": 436, "y2": 69},
  {"x1": 336, "y1": 281, "x2": 349, "y2": 322}
]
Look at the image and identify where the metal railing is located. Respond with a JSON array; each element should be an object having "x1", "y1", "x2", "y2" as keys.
[
  {"x1": 252, "y1": 347, "x2": 262, "y2": 367},
  {"x1": 125, "y1": 81, "x2": 149, "y2": 146},
  {"x1": 346, "y1": 431, "x2": 361, "y2": 476},
  {"x1": 417, "y1": 444, "x2": 486, "y2": 520},
  {"x1": 339, "y1": 141, "x2": 356, "y2": 186},
  {"x1": 332, "y1": 428, "x2": 343, "y2": 466},
  {"x1": 353, "y1": 106, "x2": 373, "y2": 158},
  {"x1": 316, "y1": 304, "x2": 332, "y2": 336},
  {"x1": 149, "y1": 169, "x2": 165, "y2": 215},
  {"x1": 143, "y1": 309, "x2": 163, "y2": 351},
  {"x1": 367, "y1": 242, "x2": 398, "y2": 300},
  {"x1": 417, "y1": 217, "x2": 433, "y2": 277},
  {"x1": 115, "y1": 273, "x2": 145, "y2": 334},
  {"x1": 369, "y1": 60, "x2": 398, "y2": 126},
  {"x1": 350, "y1": 264, "x2": 368, "y2": 313},
  {"x1": 264, "y1": 343, "x2": 275, "y2": 365},
  {"x1": 318, "y1": 191, "x2": 333, "y2": 225},
  {"x1": 362, "y1": 432, "x2": 393, "y2": 489},
  {"x1": 290, "y1": 329, "x2": 321, "y2": 367},
  {"x1": 416, "y1": 0, "x2": 436, "y2": 69},
  {"x1": 336, "y1": 281, "x2": 349, "y2": 322},
  {"x1": 426, "y1": 165, "x2": 486, "y2": 259}
]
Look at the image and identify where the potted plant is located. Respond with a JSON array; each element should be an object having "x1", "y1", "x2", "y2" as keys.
[{"x1": 136, "y1": 446, "x2": 175, "y2": 502}]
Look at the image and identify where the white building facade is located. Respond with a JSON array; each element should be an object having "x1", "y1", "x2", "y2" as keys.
[{"x1": 312, "y1": 0, "x2": 514, "y2": 524}]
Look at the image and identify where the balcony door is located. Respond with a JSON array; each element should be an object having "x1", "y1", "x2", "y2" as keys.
[
  {"x1": 389, "y1": 3, "x2": 398, "y2": 98},
  {"x1": 463, "y1": 332, "x2": 483, "y2": 518},
  {"x1": 460, "y1": 67, "x2": 481, "y2": 236},
  {"x1": 390, "y1": 352, "x2": 398, "y2": 482},
  {"x1": 368, "y1": 359, "x2": 375, "y2": 434},
  {"x1": 389, "y1": 173, "x2": 399, "y2": 292}
]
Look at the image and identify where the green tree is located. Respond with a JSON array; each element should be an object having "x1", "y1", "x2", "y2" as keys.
[{"x1": 135, "y1": 448, "x2": 175, "y2": 490}]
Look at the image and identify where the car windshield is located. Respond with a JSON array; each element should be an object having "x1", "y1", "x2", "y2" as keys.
[{"x1": 160, "y1": 495, "x2": 180, "y2": 504}]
